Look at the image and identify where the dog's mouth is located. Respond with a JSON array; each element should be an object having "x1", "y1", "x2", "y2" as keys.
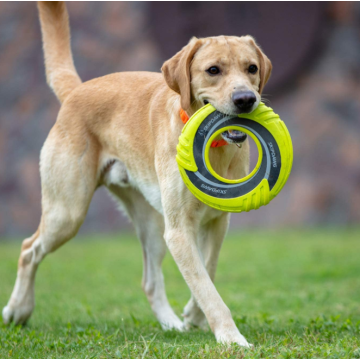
[{"x1": 203, "y1": 100, "x2": 247, "y2": 144}]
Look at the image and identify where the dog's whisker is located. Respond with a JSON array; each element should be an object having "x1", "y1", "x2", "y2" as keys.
[{"x1": 261, "y1": 97, "x2": 271, "y2": 105}]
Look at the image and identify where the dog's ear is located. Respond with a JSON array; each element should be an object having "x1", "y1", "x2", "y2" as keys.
[
  {"x1": 245, "y1": 36, "x2": 272, "y2": 94},
  {"x1": 161, "y1": 37, "x2": 202, "y2": 111}
]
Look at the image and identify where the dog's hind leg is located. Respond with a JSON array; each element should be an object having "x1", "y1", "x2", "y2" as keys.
[
  {"x1": 108, "y1": 186, "x2": 183, "y2": 331},
  {"x1": 183, "y1": 213, "x2": 230, "y2": 330},
  {"x1": 2, "y1": 127, "x2": 98, "y2": 325},
  {"x1": 137, "y1": 209, "x2": 184, "y2": 331}
]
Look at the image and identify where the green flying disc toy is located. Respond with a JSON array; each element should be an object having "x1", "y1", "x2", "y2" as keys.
[{"x1": 176, "y1": 103, "x2": 293, "y2": 212}]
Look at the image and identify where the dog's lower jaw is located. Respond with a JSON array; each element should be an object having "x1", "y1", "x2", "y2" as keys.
[{"x1": 221, "y1": 130, "x2": 248, "y2": 144}]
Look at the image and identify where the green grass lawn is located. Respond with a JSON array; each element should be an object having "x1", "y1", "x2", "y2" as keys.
[{"x1": 1, "y1": 228, "x2": 360, "y2": 358}]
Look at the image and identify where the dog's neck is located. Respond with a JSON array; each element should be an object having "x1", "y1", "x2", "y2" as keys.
[{"x1": 179, "y1": 108, "x2": 228, "y2": 148}]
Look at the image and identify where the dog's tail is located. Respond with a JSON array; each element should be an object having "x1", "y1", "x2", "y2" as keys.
[{"x1": 37, "y1": 1, "x2": 81, "y2": 103}]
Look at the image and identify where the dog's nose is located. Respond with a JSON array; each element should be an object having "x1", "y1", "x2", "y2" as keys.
[{"x1": 232, "y1": 91, "x2": 256, "y2": 112}]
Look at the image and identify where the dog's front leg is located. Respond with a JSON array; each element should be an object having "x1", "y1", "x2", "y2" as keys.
[
  {"x1": 161, "y1": 200, "x2": 249, "y2": 347},
  {"x1": 183, "y1": 213, "x2": 230, "y2": 330}
]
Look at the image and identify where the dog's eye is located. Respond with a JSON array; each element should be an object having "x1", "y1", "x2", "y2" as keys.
[
  {"x1": 248, "y1": 65, "x2": 258, "y2": 74},
  {"x1": 206, "y1": 66, "x2": 220, "y2": 75}
]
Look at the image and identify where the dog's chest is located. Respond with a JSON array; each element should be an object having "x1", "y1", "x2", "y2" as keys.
[
  {"x1": 129, "y1": 175, "x2": 163, "y2": 215},
  {"x1": 142, "y1": 182, "x2": 163, "y2": 214},
  {"x1": 199, "y1": 204, "x2": 223, "y2": 225}
]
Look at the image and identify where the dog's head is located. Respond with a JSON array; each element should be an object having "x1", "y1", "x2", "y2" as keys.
[{"x1": 162, "y1": 35, "x2": 272, "y2": 144}]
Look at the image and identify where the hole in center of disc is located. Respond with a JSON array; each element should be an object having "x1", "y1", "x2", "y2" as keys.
[{"x1": 208, "y1": 128, "x2": 260, "y2": 182}]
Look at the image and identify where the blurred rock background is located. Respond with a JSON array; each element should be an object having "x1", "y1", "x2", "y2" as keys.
[{"x1": 0, "y1": 2, "x2": 359, "y2": 237}]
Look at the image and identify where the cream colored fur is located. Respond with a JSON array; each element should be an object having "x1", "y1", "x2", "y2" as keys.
[{"x1": 3, "y1": 1, "x2": 272, "y2": 347}]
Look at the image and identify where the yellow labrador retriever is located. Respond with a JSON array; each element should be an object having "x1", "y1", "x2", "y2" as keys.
[{"x1": 3, "y1": 2, "x2": 271, "y2": 347}]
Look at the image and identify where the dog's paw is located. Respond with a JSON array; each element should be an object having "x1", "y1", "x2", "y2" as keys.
[
  {"x1": 215, "y1": 327, "x2": 251, "y2": 348},
  {"x1": 183, "y1": 313, "x2": 208, "y2": 331},
  {"x1": 159, "y1": 314, "x2": 184, "y2": 332},
  {"x1": 2, "y1": 306, "x2": 13, "y2": 324},
  {"x1": 2, "y1": 304, "x2": 32, "y2": 325},
  {"x1": 182, "y1": 300, "x2": 208, "y2": 331}
]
